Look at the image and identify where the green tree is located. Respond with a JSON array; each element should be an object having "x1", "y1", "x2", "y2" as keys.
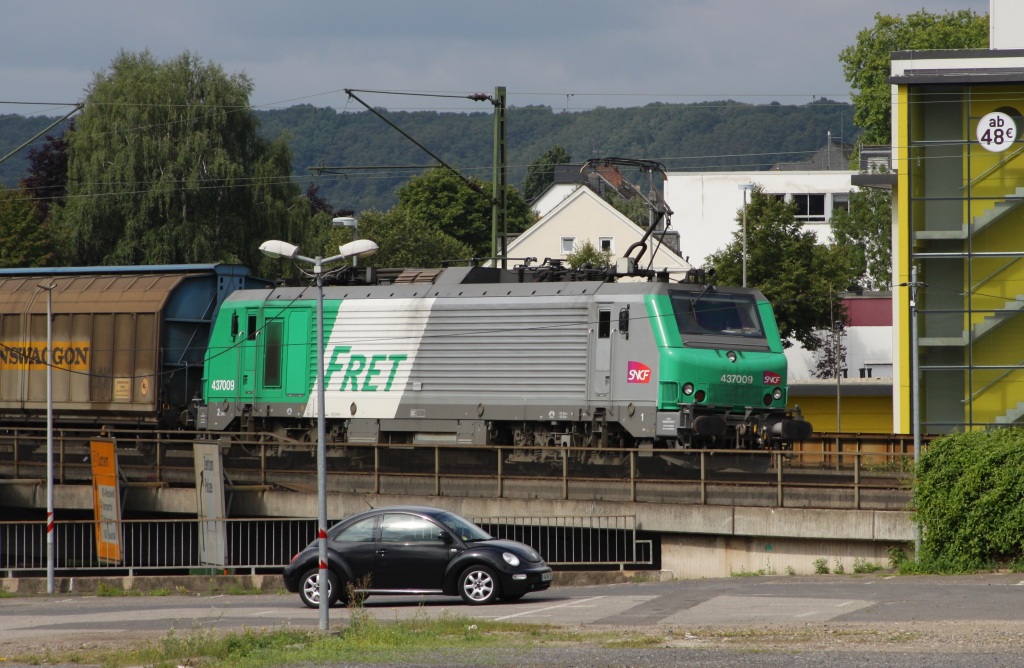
[
  {"x1": 839, "y1": 10, "x2": 988, "y2": 144},
  {"x1": 0, "y1": 186, "x2": 55, "y2": 267},
  {"x1": 395, "y1": 167, "x2": 536, "y2": 258},
  {"x1": 707, "y1": 186, "x2": 858, "y2": 350},
  {"x1": 830, "y1": 187, "x2": 892, "y2": 290},
  {"x1": 353, "y1": 208, "x2": 474, "y2": 268},
  {"x1": 52, "y1": 50, "x2": 303, "y2": 270},
  {"x1": 565, "y1": 239, "x2": 613, "y2": 269},
  {"x1": 522, "y1": 145, "x2": 572, "y2": 201}
]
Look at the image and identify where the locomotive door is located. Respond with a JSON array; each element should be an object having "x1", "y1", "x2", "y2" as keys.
[
  {"x1": 591, "y1": 304, "x2": 613, "y2": 397},
  {"x1": 239, "y1": 309, "x2": 259, "y2": 399}
]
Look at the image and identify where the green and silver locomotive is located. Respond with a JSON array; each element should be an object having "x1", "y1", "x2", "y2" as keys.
[{"x1": 199, "y1": 263, "x2": 811, "y2": 467}]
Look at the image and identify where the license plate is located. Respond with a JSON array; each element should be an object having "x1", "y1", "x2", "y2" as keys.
[{"x1": 541, "y1": 572, "x2": 552, "y2": 581}]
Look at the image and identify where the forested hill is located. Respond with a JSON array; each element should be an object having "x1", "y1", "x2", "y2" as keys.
[{"x1": 1, "y1": 99, "x2": 856, "y2": 212}]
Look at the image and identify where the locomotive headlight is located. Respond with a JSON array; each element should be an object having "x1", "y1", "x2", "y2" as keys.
[
  {"x1": 773, "y1": 387, "x2": 783, "y2": 401},
  {"x1": 726, "y1": 351, "x2": 737, "y2": 363},
  {"x1": 682, "y1": 383, "x2": 695, "y2": 396},
  {"x1": 502, "y1": 552, "x2": 521, "y2": 567}
]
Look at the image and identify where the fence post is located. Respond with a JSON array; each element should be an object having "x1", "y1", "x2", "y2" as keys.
[
  {"x1": 699, "y1": 451, "x2": 707, "y2": 505},
  {"x1": 434, "y1": 447, "x2": 440, "y2": 497},
  {"x1": 854, "y1": 452, "x2": 861, "y2": 510},
  {"x1": 629, "y1": 451, "x2": 636, "y2": 503},
  {"x1": 497, "y1": 447, "x2": 504, "y2": 498},
  {"x1": 776, "y1": 451, "x2": 784, "y2": 507}
]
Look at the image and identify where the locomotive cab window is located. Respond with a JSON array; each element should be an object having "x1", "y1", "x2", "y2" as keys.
[
  {"x1": 598, "y1": 309, "x2": 611, "y2": 338},
  {"x1": 263, "y1": 319, "x2": 283, "y2": 388},
  {"x1": 670, "y1": 292, "x2": 765, "y2": 339}
]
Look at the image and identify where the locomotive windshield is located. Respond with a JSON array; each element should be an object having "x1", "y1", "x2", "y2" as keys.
[{"x1": 669, "y1": 291, "x2": 766, "y2": 339}]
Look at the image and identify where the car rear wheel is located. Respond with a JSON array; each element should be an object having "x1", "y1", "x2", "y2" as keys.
[
  {"x1": 458, "y1": 565, "x2": 499, "y2": 605},
  {"x1": 298, "y1": 568, "x2": 342, "y2": 609}
]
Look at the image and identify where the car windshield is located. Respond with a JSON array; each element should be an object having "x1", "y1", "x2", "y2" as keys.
[{"x1": 435, "y1": 511, "x2": 492, "y2": 542}]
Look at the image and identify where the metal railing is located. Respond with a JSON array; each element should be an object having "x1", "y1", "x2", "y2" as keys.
[
  {"x1": 0, "y1": 514, "x2": 648, "y2": 577},
  {"x1": 0, "y1": 427, "x2": 916, "y2": 515}
]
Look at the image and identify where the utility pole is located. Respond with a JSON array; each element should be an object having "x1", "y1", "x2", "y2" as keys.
[
  {"x1": 905, "y1": 265, "x2": 926, "y2": 555},
  {"x1": 491, "y1": 86, "x2": 507, "y2": 269}
]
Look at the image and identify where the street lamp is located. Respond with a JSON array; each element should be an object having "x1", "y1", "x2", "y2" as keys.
[
  {"x1": 738, "y1": 183, "x2": 754, "y2": 287},
  {"x1": 259, "y1": 237, "x2": 378, "y2": 631},
  {"x1": 333, "y1": 217, "x2": 359, "y2": 266},
  {"x1": 38, "y1": 281, "x2": 56, "y2": 594}
]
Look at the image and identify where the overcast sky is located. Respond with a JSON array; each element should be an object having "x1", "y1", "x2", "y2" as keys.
[{"x1": 1, "y1": 0, "x2": 990, "y2": 118}]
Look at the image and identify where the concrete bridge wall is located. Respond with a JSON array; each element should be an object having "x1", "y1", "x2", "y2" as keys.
[{"x1": 0, "y1": 482, "x2": 914, "y2": 578}]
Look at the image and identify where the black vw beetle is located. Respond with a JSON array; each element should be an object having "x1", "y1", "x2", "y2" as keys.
[{"x1": 282, "y1": 505, "x2": 553, "y2": 607}]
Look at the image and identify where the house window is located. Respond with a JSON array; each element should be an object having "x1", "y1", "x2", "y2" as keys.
[
  {"x1": 792, "y1": 194, "x2": 826, "y2": 222},
  {"x1": 561, "y1": 237, "x2": 576, "y2": 255},
  {"x1": 599, "y1": 237, "x2": 613, "y2": 253},
  {"x1": 831, "y1": 193, "x2": 850, "y2": 216}
]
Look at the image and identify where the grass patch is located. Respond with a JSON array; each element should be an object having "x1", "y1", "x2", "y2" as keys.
[
  {"x1": 94, "y1": 582, "x2": 142, "y2": 597},
  {"x1": 853, "y1": 558, "x2": 883, "y2": 574},
  {"x1": 15, "y1": 613, "x2": 570, "y2": 668}
]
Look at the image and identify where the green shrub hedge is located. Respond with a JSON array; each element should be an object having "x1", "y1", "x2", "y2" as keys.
[{"x1": 915, "y1": 428, "x2": 1024, "y2": 572}]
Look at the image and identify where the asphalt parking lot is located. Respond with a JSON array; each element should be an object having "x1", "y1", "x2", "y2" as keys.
[{"x1": 3, "y1": 573, "x2": 1024, "y2": 666}]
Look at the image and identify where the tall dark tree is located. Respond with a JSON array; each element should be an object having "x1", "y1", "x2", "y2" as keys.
[
  {"x1": 19, "y1": 119, "x2": 73, "y2": 221},
  {"x1": 707, "y1": 186, "x2": 858, "y2": 350},
  {"x1": 52, "y1": 50, "x2": 304, "y2": 270},
  {"x1": 522, "y1": 145, "x2": 572, "y2": 201}
]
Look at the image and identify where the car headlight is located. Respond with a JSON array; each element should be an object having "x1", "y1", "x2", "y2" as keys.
[{"x1": 502, "y1": 552, "x2": 521, "y2": 567}]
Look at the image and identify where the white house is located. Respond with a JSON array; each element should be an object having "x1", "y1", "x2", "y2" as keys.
[
  {"x1": 509, "y1": 185, "x2": 691, "y2": 275},
  {"x1": 664, "y1": 169, "x2": 858, "y2": 268}
]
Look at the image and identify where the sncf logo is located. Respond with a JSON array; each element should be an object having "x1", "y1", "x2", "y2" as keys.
[
  {"x1": 763, "y1": 371, "x2": 782, "y2": 385},
  {"x1": 627, "y1": 361, "x2": 652, "y2": 384}
]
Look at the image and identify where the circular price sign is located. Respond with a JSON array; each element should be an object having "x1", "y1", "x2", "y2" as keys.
[{"x1": 976, "y1": 111, "x2": 1017, "y2": 152}]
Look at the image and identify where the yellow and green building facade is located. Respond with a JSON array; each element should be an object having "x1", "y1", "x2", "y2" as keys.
[{"x1": 889, "y1": 47, "x2": 1024, "y2": 434}]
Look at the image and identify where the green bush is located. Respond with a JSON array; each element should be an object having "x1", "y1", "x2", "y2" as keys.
[{"x1": 915, "y1": 428, "x2": 1024, "y2": 572}]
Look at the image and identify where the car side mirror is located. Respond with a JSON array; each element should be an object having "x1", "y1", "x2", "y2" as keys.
[{"x1": 439, "y1": 530, "x2": 454, "y2": 544}]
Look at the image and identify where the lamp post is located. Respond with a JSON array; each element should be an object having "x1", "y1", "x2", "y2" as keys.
[
  {"x1": 39, "y1": 281, "x2": 56, "y2": 594},
  {"x1": 259, "y1": 237, "x2": 378, "y2": 631},
  {"x1": 738, "y1": 183, "x2": 754, "y2": 287},
  {"x1": 333, "y1": 217, "x2": 359, "y2": 267}
]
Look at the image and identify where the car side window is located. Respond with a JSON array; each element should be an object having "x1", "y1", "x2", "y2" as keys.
[
  {"x1": 332, "y1": 517, "x2": 376, "y2": 543},
  {"x1": 380, "y1": 514, "x2": 443, "y2": 543}
]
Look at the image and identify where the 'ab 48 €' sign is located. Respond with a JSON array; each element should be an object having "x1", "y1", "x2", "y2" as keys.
[{"x1": 977, "y1": 111, "x2": 1017, "y2": 153}]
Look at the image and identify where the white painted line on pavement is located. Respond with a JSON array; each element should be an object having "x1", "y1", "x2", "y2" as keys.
[{"x1": 492, "y1": 596, "x2": 606, "y2": 621}]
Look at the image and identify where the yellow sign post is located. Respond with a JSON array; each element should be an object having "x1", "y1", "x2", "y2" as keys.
[{"x1": 90, "y1": 439, "x2": 122, "y2": 564}]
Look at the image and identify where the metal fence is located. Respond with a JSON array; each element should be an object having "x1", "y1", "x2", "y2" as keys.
[{"x1": 0, "y1": 514, "x2": 649, "y2": 577}]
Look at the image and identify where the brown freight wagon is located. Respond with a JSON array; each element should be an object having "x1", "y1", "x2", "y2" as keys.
[{"x1": 0, "y1": 264, "x2": 269, "y2": 429}]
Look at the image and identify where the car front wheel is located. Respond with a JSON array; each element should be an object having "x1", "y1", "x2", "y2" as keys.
[
  {"x1": 458, "y1": 565, "x2": 499, "y2": 605},
  {"x1": 298, "y1": 568, "x2": 342, "y2": 609}
]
